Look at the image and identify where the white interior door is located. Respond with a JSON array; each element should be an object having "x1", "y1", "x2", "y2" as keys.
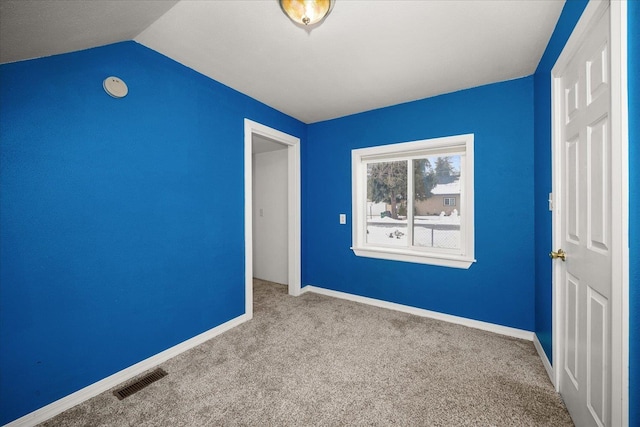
[{"x1": 554, "y1": 4, "x2": 612, "y2": 426}]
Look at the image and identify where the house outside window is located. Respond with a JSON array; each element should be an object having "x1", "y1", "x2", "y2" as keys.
[{"x1": 351, "y1": 134, "x2": 475, "y2": 269}]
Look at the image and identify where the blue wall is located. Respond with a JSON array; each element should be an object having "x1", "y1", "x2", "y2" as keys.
[
  {"x1": 0, "y1": 41, "x2": 305, "y2": 424},
  {"x1": 532, "y1": 0, "x2": 589, "y2": 365},
  {"x1": 303, "y1": 77, "x2": 535, "y2": 331},
  {"x1": 628, "y1": 2, "x2": 639, "y2": 425}
]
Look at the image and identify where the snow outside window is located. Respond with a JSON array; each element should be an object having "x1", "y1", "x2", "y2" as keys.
[{"x1": 351, "y1": 134, "x2": 475, "y2": 269}]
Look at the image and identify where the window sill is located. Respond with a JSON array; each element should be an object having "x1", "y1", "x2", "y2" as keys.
[{"x1": 351, "y1": 246, "x2": 475, "y2": 269}]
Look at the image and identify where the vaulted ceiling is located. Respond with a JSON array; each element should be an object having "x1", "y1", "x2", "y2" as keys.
[{"x1": 0, "y1": 0, "x2": 565, "y2": 123}]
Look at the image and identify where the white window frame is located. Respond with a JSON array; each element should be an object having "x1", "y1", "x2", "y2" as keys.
[{"x1": 351, "y1": 134, "x2": 475, "y2": 269}]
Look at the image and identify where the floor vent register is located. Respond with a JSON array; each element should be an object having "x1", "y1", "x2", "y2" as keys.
[{"x1": 113, "y1": 368, "x2": 168, "y2": 400}]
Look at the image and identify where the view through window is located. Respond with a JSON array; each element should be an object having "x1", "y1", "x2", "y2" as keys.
[{"x1": 365, "y1": 155, "x2": 462, "y2": 250}]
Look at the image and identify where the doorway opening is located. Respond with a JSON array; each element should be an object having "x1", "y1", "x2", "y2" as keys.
[
  {"x1": 244, "y1": 119, "x2": 301, "y2": 320},
  {"x1": 252, "y1": 135, "x2": 288, "y2": 286}
]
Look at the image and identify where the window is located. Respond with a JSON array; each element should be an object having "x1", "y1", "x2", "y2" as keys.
[{"x1": 351, "y1": 134, "x2": 475, "y2": 269}]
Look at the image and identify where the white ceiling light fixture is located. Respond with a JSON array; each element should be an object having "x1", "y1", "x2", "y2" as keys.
[{"x1": 279, "y1": 0, "x2": 333, "y2": 27}]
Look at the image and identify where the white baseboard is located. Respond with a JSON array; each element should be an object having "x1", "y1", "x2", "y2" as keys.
[
  {"x1": 5, "y1": 314, "x2": 249, "y2": 427},
  {"x1": 302, "y1": 285, "x2": 535, "y2": 341},
  {"x1": 533, "y1": 333, "x2": 555, "y2": 386}
]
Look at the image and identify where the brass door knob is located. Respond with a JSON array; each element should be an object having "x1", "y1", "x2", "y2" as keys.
[{"x1": 549, "y1": 249, "x2": 566, "y2": 261}]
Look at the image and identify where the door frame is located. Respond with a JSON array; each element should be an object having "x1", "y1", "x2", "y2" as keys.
[
  {"x1": 550, "y1": 0, "x2": 629, "y2": 425},
  {"x1": 244, "y1": 119, "x2": 302, "y2": 319}
]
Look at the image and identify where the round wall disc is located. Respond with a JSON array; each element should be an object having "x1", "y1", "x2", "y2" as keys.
[{"x1": 103, "y1": 76, "x2": 128, "y2": 98}]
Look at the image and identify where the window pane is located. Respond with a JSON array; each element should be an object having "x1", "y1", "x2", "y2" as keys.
[
  {"x1": 413, "y1": 156, "x2": 461, "y2": 249},
  {"x1": 366, "y1": 161, "x2": 407, "y2": 247}
]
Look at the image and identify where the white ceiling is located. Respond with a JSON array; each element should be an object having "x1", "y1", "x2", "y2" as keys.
[{"x1": 0, "y1": 0, "x2": 565, "y2": 124}]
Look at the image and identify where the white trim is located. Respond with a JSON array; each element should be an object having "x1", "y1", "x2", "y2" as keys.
[
  {"x1": 286, "y1": 134, "x2": 302, "y2": 296},
  {"x1": 4, "y1": 315, "x2": 248, "y2": 427},
  {"x1": 351, "y1": 133, "x2": 475, "y2": 269},
  {"x1": 550, "y1": 51, "x2": 562, "y2": 396},
  {"x1": 609, "y1": 1, "x2": 629, "y2": 424},
  {"x1": 351, "y1": 247, "x2": 475, "y2": 269},
  {"x1": 303, "y1": 285, "x2": 534, "y2": 341},
  {"x1": 534, "y1": 333, "x2": 555, "y2": 386},
  {"x1": 244, "y1": 119, "x2": 302, "y2": 320},
  {"x1": 551, "y1": 0, "x2": 629, "y2": 424}
]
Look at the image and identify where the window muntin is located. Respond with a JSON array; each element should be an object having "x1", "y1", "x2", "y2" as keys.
[{"x1": 352, "y1": 134, "x2": 474, "y2": 269}]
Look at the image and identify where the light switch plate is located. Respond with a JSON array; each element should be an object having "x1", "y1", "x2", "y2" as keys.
[{"x1": 339, "y1": 213, "x2": 346, "y2": 224}]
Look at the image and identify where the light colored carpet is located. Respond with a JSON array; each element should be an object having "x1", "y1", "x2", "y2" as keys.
[{"x1": 41, "y1": 279, "x2": 573, "y2": 426}]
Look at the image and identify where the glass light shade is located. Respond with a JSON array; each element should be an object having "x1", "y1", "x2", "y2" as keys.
[{"x1": 279, "y1": 0, "x2": 332, "y2": 26}]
